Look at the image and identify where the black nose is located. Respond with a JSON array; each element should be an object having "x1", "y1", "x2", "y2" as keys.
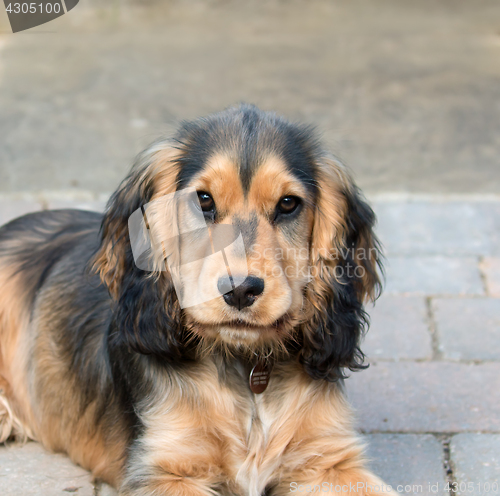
[{"x1": 218, "y1": 276, "x2": 265, "y2": 310}]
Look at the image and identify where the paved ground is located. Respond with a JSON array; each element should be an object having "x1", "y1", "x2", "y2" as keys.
[
  {"x1": 0, "y1": 194, "x2": 499, "y2": 495},
  {"x1": 1, "y1": 0, "x2": 500, "y2": 493},
  {"x1": 0, "y1": 0, "x2": 500, "y2": 195}
]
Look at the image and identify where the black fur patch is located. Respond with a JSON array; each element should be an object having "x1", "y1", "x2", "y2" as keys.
[{"x1": 175, "y1": 104, "x2": 319, "y2": 197}]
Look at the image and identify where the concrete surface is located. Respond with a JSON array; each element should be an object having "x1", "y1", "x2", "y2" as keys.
[
  {"x1": 0, "y1": 195, "x2": 499, "y2": 492},
  {"x1": 0, "y1": 0, "x2": 500, "y2": 195},
  {"x1": 0, "y1": 442, "x2": 95, "y2": 496}
]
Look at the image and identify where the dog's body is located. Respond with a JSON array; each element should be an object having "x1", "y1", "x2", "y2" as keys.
[{"x1": 0, "y1": 106, "x2": 387, "y2": 495}]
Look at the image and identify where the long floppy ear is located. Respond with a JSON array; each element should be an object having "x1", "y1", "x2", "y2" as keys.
[
  {"x1": 300, "y1": 155, "x2": 383, "y2": 381},
  {"x1": 92, "y1": 140, "x2": 186, "y2": 359}
]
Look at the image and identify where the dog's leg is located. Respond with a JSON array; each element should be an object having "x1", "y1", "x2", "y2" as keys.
[
  {"x1": 117, "y1": 422, "x2": 230, "y2": 496},
  {"x1": 118, "y1": 460, "x2": 227, "y2": 496},
  {"x1": 273, "y1": 438, "x2": 392, "y2": 496},
  {"x1": 277, "y1": 467, "x2": 391, "y2": 496},
  {"x1": 263, "y1": 381, "x2": 392, "y2": 496},
  {"x1": 0, "y1": 375, "x2": 34, "y2": 443},
  {"x1": 118, "y1": 476, "x2": 224, "y2": 496}
]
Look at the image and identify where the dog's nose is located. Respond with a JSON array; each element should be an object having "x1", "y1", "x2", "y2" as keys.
[{"x1": 218, "y1": 276, "x2": 265, "y2": 310}]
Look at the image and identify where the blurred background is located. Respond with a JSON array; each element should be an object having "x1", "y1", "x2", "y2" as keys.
[
  {"x1": 0, "y1": 0, "x2": 499, "y2": 196},
  {"x1": 0, "y1": 1, "x2": 499, "y2": 494}
]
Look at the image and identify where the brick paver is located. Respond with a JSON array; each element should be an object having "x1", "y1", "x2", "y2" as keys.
[
  {"x1": 347, "y1": 362, "x2": 500, "y2": 433},
  {"x1": 364, "y1": 296, "x2": 432, "y2": 360},
  {"x1": 365, "y1": 434, "x2": 447, "y2": 496},
  {"x1": 433, "y1": 299, "x2": 500, "y2": 361},
  {"x1": 384, "y1": 256, "x2": 484, "y2": 296},
  {"x1": 0, "y1": 442, "x2": 95, "y2": 495},
  {"x1": 450, "y1": 434, "x2": 500, "y2": 493},
  {"x1": 374, "y1": 202, "x2": 495, "y2": 257}
]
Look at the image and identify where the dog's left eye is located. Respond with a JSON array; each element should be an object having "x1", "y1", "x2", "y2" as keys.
[
  {"x1": 276, "y1": 196, "x2": 301, "y2": 216},
  {"x1": 197, "y1": 192, "x2": 215, "y2": 212}
]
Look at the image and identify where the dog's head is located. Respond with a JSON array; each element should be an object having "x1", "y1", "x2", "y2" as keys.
[{"x1": 94, "y1": 105, "x2": 382, "y2": 380}]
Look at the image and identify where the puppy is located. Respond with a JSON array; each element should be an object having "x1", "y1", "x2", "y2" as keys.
[{"x1": 0, "y1": 105, "x2": 387, "y2": 495}]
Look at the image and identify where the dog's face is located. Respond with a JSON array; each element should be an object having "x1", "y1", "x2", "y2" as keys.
[
  {"x1": 95, "y1": 105, "x2": 382, "y2": 380},
  {"x1": 177, "y1": 153, "x2": 313, "y2": 350}
]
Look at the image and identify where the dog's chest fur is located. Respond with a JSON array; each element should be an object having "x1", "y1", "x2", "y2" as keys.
[{"x1": 134, "y1": 357, "x2": 335, "y2": 496}]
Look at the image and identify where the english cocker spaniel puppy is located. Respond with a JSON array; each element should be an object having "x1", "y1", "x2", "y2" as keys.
[{"x1": 0, "y1": 105, "x2": 387, "y2": 495}]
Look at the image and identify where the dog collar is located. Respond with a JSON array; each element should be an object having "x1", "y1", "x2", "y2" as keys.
[{"x1": 249, "y1": 360, "x2": 273, "y2": 394}]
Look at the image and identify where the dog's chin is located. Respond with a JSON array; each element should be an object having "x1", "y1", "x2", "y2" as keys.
[
  {"x1": 208, "y1": 322, "x2": 286, "y2": 347},
  {"x1": 187, "y1": 315, "x2": 295, "y2": 352},
  {"x1": 217, "y1": 326, "x2": 262, "y2": 345}
]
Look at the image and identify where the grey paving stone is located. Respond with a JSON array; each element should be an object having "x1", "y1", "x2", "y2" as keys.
[
  {"x1": 450, "y1": 434, "x2": 500, "y2": 493},
  {"x1": 0, "y1": 442, "x2": 94, "y2": 496},
  {"x1": 481, "y1": 258, "x2": 500, "y2": 297},
  {"x1": 384, "y1": 256, "x2": 484, "y2": 296},
  {"x1": 365, "y1": 434, "x2": 446, "y2": 495},
  {"x1": 0, "y1": 199, "x2": 42, "y2": 226},
  {"x1": 364, "y1": 296, "x2": 432, "y2": 360},
  {"x1": 433, "y1": 298, "x2": 500, "y2": 361},
  {"x1": 373, "y1": 202, "x2": 495, "y2": 257},
  {"x1": 346, "y1": 362, "x2": 500, "y2": 433}
]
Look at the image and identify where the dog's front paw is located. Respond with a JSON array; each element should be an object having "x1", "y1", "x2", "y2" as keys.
[{"x1": 278, "y1": 469, "x2": 393, "y2": 496}]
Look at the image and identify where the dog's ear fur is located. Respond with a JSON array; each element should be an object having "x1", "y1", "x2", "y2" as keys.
[
  {"x1": 300, "y1": 156, "x2": 383, "y2": 381},
  {"x1": 93, "y1": 141, "x2": 185, "y2": 359}
]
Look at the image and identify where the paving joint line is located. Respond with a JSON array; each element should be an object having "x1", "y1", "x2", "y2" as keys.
[
  {"x1": 359, "y1": 430, "x2": 500, "y2": 435},
  {"x1": 368, "y1": 357, "x2": 496, "y2": 365},
  {"x1": 425, "y1": 296, "x2": 441, "y2": 360},
  {"x1": 367, "y1": 193, "x2": 500, "y2": 203},
  {"x1": 478, "y1": 255, "x2": 490, "y2": 297},
  {"x1": 385, "y1": 252, "x2": 494, "y2": 257},
  {"x1": 386, "y1": 293, "x2": 492, "y2": 299},
  {"x1": 438, "y1": 434, "x2": 457, "y2": 488},
  {"x1": 3, "y1": 190, "x2": 500, "y2": 204},
  {"x1": 431, "y1": 294, "x2": 492, "y2": 299}
]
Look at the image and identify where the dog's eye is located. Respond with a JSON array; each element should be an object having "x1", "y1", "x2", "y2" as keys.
[
  {"x1": 197, "y1": 192, "x2": 215, "y2": 212},
  {"x1": 277, "y1": 196, "x2": 301, "y2": 216}
]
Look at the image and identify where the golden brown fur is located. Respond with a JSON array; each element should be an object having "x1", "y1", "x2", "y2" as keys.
[{"x1": 0, "y1": 105, "x2": 387, "y2": 495}]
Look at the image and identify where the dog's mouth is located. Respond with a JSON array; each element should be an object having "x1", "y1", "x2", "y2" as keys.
[
  {"x1": 220, "y1": 315, "x2": 288, "y2": 330},
  {"x1": 187, "y1": 314, "x2": 294, "y2": 345}
]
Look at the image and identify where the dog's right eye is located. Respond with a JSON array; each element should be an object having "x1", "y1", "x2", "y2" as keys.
[{"x1": 197, "y1": 192, "x2": 215, "y2": 213}]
